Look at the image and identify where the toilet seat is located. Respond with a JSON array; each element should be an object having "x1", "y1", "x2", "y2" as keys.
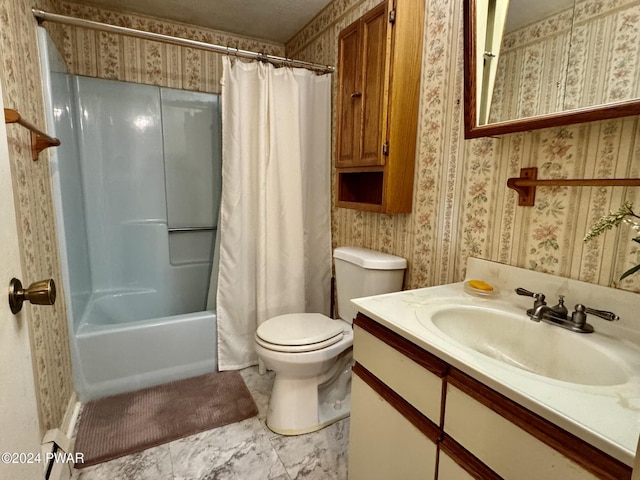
[{"x1": 256, "y1": 313, "x2": 346, "y2": 353}]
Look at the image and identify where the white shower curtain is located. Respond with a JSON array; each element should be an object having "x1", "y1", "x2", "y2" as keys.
[{"x1": 211, "y1": 57, "x2": 332, "y2": 370}]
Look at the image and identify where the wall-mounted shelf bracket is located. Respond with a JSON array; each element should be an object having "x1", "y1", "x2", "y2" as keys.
[
  {"x1": 507, "y1": 167, "x2": 640, "y2": 206},
  {"x1": 4, "y1": 108, "x2": 61, "y2": 161}
]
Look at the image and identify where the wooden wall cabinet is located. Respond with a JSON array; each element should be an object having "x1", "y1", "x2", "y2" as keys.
[
  {"x1": 335, "y1": 0, "x2": 424, "y2": 213},
  {"x1": 348, "y1": 313, "x2": 633, "y2": 480}
]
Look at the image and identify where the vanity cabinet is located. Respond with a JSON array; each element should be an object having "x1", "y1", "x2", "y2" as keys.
[
  {"x1": 444, "y1": 370, "x2": 623, "y2": 480},
  {"x1": 349, "y1": 373, "x2": 438, "y2": 479},
  {"x1": 438, "y1": 441, "x2": 501, "y2": 480},
  {"x1": 348, "y1": 316, "x2": 446, "y2": 480},
  {"x1": 438, "y1": 450, "x2": 477, "y2": 480},
  {"x1": 335, "y1": 0, "x2": 424, "y2": 213},
  {"x1": 348, "y1": 313, "x2": 633, "y2": 480}
]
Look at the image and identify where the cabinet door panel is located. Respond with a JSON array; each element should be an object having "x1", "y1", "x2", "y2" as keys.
[
  {"x1": 336, "y1": 23, "x2": 361, "y2": 167},
  {"x1": 445, "y1": 385, "x2": 600, "y2": 480},
  {"x1": 438, "y1": 451, "x2": 476, "y2": 480},
  {"x1": 359, "y1": 2, "x2": 389, "y2": 166},
  {"x1": 348, "y1": 374, "x2": 437, "y2": 480}
]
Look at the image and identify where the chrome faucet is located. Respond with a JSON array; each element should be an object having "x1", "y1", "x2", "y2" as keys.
[{"x1": 515, "y1": 288, "x2": 619, "y2": 333}]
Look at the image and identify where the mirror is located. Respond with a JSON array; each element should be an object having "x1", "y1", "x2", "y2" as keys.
[{"x1": 464, "y1": 0, "x2": 640, "y2": 138}]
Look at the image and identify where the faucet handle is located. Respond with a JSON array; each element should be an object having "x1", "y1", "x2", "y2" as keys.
[
  {"x1": 515, "y1": 287, "x2": 540, "y2": 298},
  {"x1": 515, "y1": 288, "x2": 546, "y2": 307},
  {"x1": 579, "y1": 305, "x2": 619, "y2": 322}
]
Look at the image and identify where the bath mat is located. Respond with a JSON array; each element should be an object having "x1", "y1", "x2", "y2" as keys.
[{"x1": 74, "y1": 371, "x2": 258, "y2": 468}]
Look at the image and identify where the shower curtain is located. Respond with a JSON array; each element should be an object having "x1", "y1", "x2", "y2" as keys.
[{"x1": 211, "y1": 57, "x2": 332, "y2": 370}]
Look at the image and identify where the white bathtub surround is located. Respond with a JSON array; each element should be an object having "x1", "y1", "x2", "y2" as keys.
[
  {"x1": 71, "y1": 367, "x2": 349, "y2": 480},
  {"x1": 39, "y1": 27, "x2": 222, "y2": 401},
  {"x1": 351, "y1": 257, "x2": 640, "y2": 466},
  {"x1": 215, "y1": 57, "x2": 332, "y2": 370},
  {"x1": 55, "y1": 75, "x2": 220, "y2": 399}
]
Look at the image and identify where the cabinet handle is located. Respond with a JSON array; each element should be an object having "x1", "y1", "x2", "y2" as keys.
[{"x1": 351, "y1": 92, "x2": 362, "y2": 98}]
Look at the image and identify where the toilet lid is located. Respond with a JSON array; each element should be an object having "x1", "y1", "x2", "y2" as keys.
[{"x1": 256, "y1": 313, "x2": 345, "y2": 350}]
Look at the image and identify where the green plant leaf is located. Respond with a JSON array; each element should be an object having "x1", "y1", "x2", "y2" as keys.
[{"x1": 620, "y1": 263, "x2": 640, "y2": 281}]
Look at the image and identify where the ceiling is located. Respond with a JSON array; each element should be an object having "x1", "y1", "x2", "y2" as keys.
[
  {"x1": 73, "y1": 0, "x2": 333, "y2": 43},
  {"x1": 505, "y1": 0, "x2": 575, "y2": 33},
  {"x1": 73, "y1": 0, "x2": 578, "y2": 44}
]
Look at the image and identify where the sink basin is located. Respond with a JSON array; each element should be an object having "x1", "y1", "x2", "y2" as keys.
[{"x1": 418, "y1": 305, "x2": 628, "y2": 386}]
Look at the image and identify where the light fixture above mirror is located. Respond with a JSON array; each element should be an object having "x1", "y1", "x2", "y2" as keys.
[{"x1": 464, "y1": 0, "x2": 640, "y2": 138}]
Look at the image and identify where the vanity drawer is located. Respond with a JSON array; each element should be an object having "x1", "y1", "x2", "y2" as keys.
[
  {"x1": 444, "y1": 369, "x2": 631, "y2": 480},
  {"x1": 353, "y1": 313, "x2": 447, "y2": 425}
]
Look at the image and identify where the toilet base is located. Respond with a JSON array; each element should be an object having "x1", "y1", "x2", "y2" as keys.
[
  {"x1": 265, "y1": 349, "x2": 353, "y2": 435},
  {"x1": 267, "y1": 408, "x2": 350, "y2": 436}
]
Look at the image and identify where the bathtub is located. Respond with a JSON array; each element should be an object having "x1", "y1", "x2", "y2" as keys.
[
  {"x1": 74, "y1": 291, "x2": 217, "y2": 401},
  {"x1": 39, "y1": 30, "x2": 221, "y2": 402}
]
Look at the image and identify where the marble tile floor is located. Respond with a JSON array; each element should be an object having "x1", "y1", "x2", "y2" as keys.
[{"x1": 71, "y1": 367, "x2": 349, "y2": 480}]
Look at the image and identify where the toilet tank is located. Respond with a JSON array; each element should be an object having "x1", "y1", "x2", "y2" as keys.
[{"x1": 333, "y1": 247, "x2": 407, "y2": 324}]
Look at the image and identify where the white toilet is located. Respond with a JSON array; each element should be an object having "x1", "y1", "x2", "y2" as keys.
[{"x1": 255, "y1": 246, "x2": 407, "y2": 435}]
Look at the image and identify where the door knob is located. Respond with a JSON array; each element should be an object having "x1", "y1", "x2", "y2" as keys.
[{"x1": 8, "y1": 278, "x2": 56, "y2": 314}]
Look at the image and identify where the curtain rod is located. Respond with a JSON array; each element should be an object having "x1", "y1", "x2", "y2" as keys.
[{"x1": 32, "y1": 9, "x2": 335, "y2": 74}]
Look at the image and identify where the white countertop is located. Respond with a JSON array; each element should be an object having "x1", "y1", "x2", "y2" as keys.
[{"x1": 351, "y1": 258, "x2": 640, "y2": 467}]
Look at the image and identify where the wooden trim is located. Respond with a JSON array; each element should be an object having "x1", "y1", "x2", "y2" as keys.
[
  {"x1": 353, "y1": 362, "x2": 441, "y2": 443},
  {"x1": 462, "y1": 0, "x2": 477, "y2": 139},
  {"x1": 354, "y1": 313, "x2": 448, "y2": 377},
  {"x1": 467, "y1": 100, "x2": 640, "y2": 139},
  {"x1": 448, "y1": 368, "x2": 632, "y2": 480},
  {"x1": 383, "y1": 0, "x2": 423, "y2": 213},
  {"x1": 380, "y1": 0, "x2": 393, "y2": 170},
  {"x1": 335, "y1": 199, "x2": 383, "y2": 212},
  {"x1": 335, "y1": 165, "x2": 385, "y2": 173},
  {"x1": 440, "y1": 434, "x2": 503, "y2": 480},
  {"x1": 440, "y1": 373, "x2": 448, "y2": 428}
]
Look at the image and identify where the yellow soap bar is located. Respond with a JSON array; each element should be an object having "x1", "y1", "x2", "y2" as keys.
[{"x1": 468, "y1": 280, "x2": 494, "y2": 291}]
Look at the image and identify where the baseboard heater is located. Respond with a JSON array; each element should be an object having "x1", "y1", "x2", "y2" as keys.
[{"x1": 42, "y1": 429, "x2": 77, "y2": 480}]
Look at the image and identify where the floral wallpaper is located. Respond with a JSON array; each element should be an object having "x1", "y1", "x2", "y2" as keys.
[
  {"x1": 490, "y1": 10, "x2": 572, "y2": 121},
  {"x1": 287, "y1": 0, "x2": 640, "y2": 294},
  {"x1": 0, "y1": 0, "x2": 73, "y2": 433},
  {"x1": 569, "y1": 0, "x2": 640, "y2": 108},
  {"x1": 1, "y1": 0, "x2": 637, "y2": 437},
  {"x1": 491, "y1": 0, "x2": 640, "y2": 122},
  {"x1": 0, "y1": 0, "x2": 285, "y2": 434},
  {"x1": 55, "y1": 0, "x2": 284, "y2": 93}
]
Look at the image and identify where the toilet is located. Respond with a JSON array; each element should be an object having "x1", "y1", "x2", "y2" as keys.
[{"x1": 255, "y1": 246, "x2": 407, "y2": 435}]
